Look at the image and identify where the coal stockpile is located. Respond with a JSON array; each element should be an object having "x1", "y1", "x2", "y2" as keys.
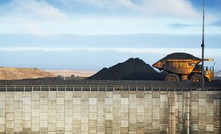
[
  {"x1": 87, "y1": 58, "x2": 165, "y2": 80},
  {"x1": 0, "y1": 79, "x2": 172, "y2": 86},
  {"x1": 0, "y1": 78, "x2": 199, "y2": 87},
  {"x1": 205, "y1": 80, "x2": 221, "y2": 87},
  {"x1": 159, "y1": 52, "x2": 201, "y2": 61},
  {"x1": 1, "y1": 79, "x2": 221, "y2": 89}
]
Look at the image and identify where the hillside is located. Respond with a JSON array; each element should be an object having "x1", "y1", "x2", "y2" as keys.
[
  {"x1": 46, "y1": 70, "x2": 96, "y2": 77},
  {"x1": 0, "y1": 67, "x2": 55, "y2": 80}
]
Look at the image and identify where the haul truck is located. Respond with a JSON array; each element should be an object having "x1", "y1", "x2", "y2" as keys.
[{"x1": 152, "y1": 52, "x2": 214, "y2": 82}]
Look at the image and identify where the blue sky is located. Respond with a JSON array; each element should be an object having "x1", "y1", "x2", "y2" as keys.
[{"x1": 0, "y1": 0, "x2": 221, "y2": 70}]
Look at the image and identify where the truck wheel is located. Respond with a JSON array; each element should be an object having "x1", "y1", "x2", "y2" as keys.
[
  {"x1": 191, "y1": 74, "x2": 203, "y2": 82},
  {"x1": 165, "y1": 73, "x2": 180, "y2": 82}
]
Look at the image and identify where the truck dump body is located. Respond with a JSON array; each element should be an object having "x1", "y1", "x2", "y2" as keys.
[{"x1": 153, "y1": 53, "x2": 202, "y2": 75}]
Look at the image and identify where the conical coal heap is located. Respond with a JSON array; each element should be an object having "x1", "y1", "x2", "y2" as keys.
[{"x1": 87, "y1": 58, "x2": 165, "y2": 80}]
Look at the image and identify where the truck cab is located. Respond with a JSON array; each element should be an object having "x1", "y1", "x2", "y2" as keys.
[{"x1": 191, "y1": 64, "x2": 214, "y2": 82}]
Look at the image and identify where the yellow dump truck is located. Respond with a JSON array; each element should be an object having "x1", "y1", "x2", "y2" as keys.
[{"x1": 152, "y1": 53, "x2": 214, "y2": 82}]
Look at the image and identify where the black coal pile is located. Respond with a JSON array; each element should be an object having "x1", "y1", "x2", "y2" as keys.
[
  {"x1": 87, "y1": 58, "x2": 165, "y2": 80},
  {"x1": 159, "y1": 52, "x2": 201, "y2": 61},
  {"x1": 205, "y1": 80, "x2": 221, "y2": 87}
]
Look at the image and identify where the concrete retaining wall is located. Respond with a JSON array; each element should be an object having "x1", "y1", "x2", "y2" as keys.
[{"x1": 0, "y1": 90, "x2": 220, "y2": 133}]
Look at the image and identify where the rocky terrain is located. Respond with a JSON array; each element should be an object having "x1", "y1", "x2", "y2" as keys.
[{"x1": 0, "y1": 67, "x2": 54, "y2": 80}]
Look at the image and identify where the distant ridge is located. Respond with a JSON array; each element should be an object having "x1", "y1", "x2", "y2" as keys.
[{"x1": 0, "y1": 67, "x2": 54, "y2": 80}]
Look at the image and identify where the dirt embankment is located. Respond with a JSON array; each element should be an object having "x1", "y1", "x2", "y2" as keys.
[
  {"x1": 0, "y1": 67, "x2": 55, "y2": 80},
  {"x1": 46, "y1": 70, "x2": 96, "y2": 77}
]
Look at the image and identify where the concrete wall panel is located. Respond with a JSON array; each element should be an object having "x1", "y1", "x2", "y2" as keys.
[{"x1": 0, "y1": 90, "x2": 220, "y2": 133}]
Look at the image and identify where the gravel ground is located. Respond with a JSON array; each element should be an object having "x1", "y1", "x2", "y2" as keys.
[{"x1": 0, "y1": 79, "x2": 220, "y2": 88}]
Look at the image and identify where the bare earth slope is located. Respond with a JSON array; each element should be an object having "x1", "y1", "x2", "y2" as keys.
[
  {"x1": 0, "y1": 67, "x2": 55, "y2": 80},
  {"x1": 46, "y1": 70, "x2": 96, "y2": 77}
]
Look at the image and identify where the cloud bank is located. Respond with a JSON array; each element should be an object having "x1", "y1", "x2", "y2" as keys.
[
  {"x1": 1, "y1": 47, "x2": 220, "y2": 70},
  {"x1": 5, "y1": 0, "x2": 68, "y2": 21},
  {"x1": 0, "y1": 0, "x2": 203, "y2": 36},
  {"x1": 1, "y1": 47, "x2": 220, "y2": 57},
  {"x1": 68, "y1": 0, "x2": 199, "y2": 18},
  {"x1": 0, "y1": 0, "x2": 69, "y2": 35},
  {"x1": 0, "y1": 0, "x2": 220, "y2": 35}
]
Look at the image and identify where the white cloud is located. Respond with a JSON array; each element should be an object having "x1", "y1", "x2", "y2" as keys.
[
  {"x1": 0, "y1": 0, "x2": 69, "y2": 36},
  {"x1": 25, "y1": 21, "x2": 52, "y2": 36},
  {"x1": 142, "y1": 0, "x2": 199, "y2": 18},
  {"x1": 1, "y1": 47, "x2": 219, "y2": 70},
  {"x1": 0, "y1": 47, "x2": 220, "y2": 58},
  {"x1": 1, "y1": 0, "x2": 219, "y2": 35},
  {"x1": 9, "y1": 0, "x2": 69, "y2": 21},
  {"x1": 75, "y1": 0, "x2": 200, "y2": 18}
]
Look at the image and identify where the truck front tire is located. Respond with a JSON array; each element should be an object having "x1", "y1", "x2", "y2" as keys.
[
  {"x1": 165, "y1": 73, "x2": 180, "y2": 82},
  {"x1": 191, "y1": 74, "x2": 203, "y2": 82}
]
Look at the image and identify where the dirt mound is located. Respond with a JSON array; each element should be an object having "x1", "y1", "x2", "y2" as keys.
[
  {"x1": 87, "y1": 58, "x2": 165, "y2": 80},
  {"x1": 0, "y1": 67, "x2": 55, "y2": 80},
  {"x1": 159, "y1": 52, "x2": 200, "y2": 61},
  {"x1": 46, "y1": 70, "x2": 96, "y2": 77}
]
